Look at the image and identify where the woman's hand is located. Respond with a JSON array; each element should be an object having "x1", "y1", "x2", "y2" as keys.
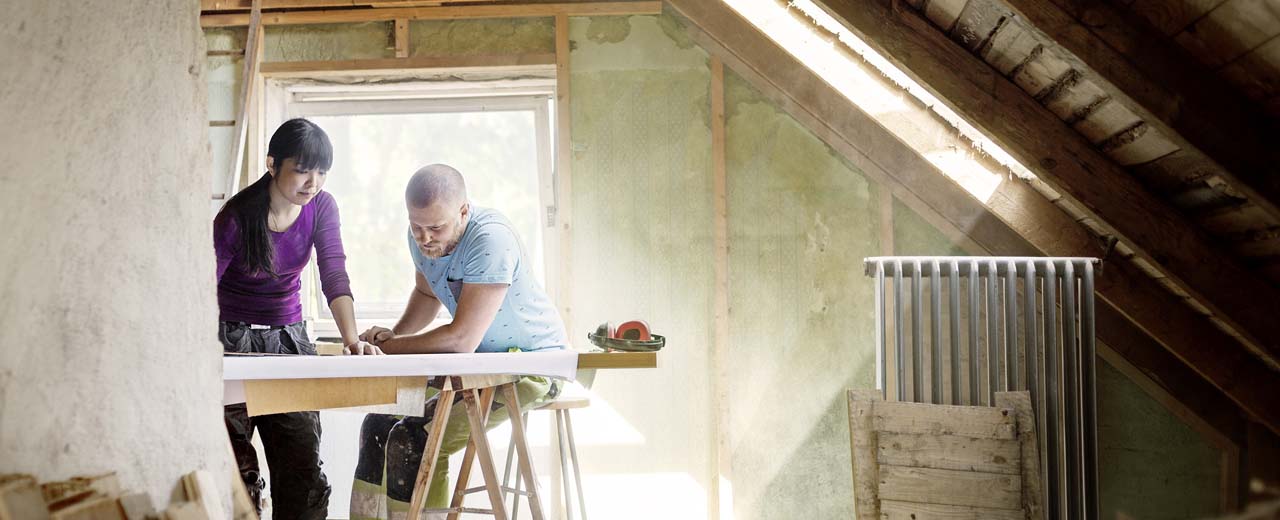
[
  {"x1": 344, "y1": 340, "x2": 384, "y2": 355},
  {"x1": 359, "y1": 326, "x2": 395, "y2": 346}
]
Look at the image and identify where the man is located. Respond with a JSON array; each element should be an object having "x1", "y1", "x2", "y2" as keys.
[{"x1": 350, "y1": 164, "x2": 567, "y2": 520}]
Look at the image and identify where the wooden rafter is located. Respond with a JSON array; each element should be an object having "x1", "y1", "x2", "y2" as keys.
[
  {"x1": 814, "y1": 0, "x2": 1280, "y2": 370},
  {"x1": 200, "y1": 1, "x2": 661, "y2": 27},
  {"x1": 204, "y1": 0, "x2": 502, "y2": 9},
  {"x1": 999, "y1": 0, "x2": 1280, "y2": 222},
  {"x1": 663, "y1": 0, "x2": 1280, "y2": 435},
  {"x1": 226, "y1": 0, "x2": 264, "y2": 200}
]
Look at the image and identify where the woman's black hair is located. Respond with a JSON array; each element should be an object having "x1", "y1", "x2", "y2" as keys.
[{"x1": 215, "y1": 118, "x2": 333, "y2": 277}]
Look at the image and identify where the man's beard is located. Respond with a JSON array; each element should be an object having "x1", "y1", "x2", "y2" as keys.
[{"x1": 421, "y1": 218, "x2": 465, "y2": 258}]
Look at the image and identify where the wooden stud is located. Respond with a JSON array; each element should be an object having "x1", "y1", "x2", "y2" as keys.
[
  {"x1": 554, "y1": 13, "x2": 574, "y2": 342},
  {"x1": 407, "y1": 388, "x2": 455, "y2": 520},
  {"x1": 708, "y1": 54, "x2": 732, "y2": 520},
  {"x1": 394, "y1": 18, "x2": 410, "y2": 58},
  {"x1": 258, "y1": 53, "x2": 555, "y2": 77},
  {"x1": 201, "y1": 2, "x2": 662, "y2": 27},
  {"x1": 226, "y1": 0, "x2": 264, "y2": 202}
]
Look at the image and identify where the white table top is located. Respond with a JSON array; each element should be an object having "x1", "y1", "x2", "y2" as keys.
[{"x1": 223, "y1": 350, "x2": 580, "y2": 382}]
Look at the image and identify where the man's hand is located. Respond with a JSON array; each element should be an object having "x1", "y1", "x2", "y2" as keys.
[
  {"x1": 344, "y1": 340, "x2": 384, "y2": 355},
  {"x1": 359, "y1": 326, "x2": 395, "y2": 346}
]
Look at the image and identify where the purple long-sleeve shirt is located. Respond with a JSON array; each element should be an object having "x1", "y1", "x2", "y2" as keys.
[{"x1": 214, "y1": 190, "x2": 352, "y2": 325}]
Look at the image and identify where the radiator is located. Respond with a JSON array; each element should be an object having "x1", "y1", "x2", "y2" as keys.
[{"x1": 863, "y1": 256, "x2": 1100, "y2": 520}]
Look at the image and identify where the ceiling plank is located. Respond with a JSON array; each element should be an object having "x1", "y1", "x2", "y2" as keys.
[
  {"x1": 664, "y1": 0, "x2": 1280, "y2": 435},
  {"x1": 814, "y1": 0, "x2": 1280, "y2": 370},
  {"x1": 1002, "y1": 0, "x2": 1280, "y2": 224},
  {"x1": 200, "y1": 1, "x2": 661, "y2": 26}
]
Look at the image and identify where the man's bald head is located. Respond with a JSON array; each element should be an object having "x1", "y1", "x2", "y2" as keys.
[{"x1": 405, "y1": 163, "x2": 467, "y2": 209}]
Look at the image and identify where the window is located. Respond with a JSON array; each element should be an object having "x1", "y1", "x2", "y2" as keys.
[{"x1": 266, "y1": 79, "x2": 558, "y2": 335}]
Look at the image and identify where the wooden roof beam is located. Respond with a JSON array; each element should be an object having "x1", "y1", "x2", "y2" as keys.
[
  {"x1": 813, "y1": 0, "x2": 1280, "y2": 370},
  {"x1": 998, "y1": 0, "x2": 1280, "y2": 223},
  {"x1": 664, "y1": 0, "x2": 1280, "y2": 435},
  {"x1": 200, "y1": 1, "x2": 661, "y2": 27}
]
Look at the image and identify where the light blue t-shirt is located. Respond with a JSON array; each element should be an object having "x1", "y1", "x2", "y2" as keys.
[{"x1": 408, "y1": 206, "x2": 567, "y2": 353}]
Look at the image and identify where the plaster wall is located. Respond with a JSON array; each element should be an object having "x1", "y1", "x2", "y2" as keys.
[{"x1": 0, "y1": 0, "x2": 231, "y2": 506}]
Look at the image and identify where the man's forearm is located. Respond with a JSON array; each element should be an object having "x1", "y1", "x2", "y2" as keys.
[{"x1": 380, "y1": 324, "x2": 476, "y2": 354}]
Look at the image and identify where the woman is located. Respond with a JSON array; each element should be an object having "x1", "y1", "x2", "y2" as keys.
[{"x1": 214, "y1": 118, "x2": 379, "y2": 519}]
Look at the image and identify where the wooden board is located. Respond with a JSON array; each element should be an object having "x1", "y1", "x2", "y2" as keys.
[
  {"x1": 847, "y1": 390, "x2": 881, "y2": 519},
  {"x1": 0, "y1": 477, "x2": 49, "y2": 520},
  {"x1": 244, "y1": 376, "x2": 400, "y2": 416},
  {"x1": 201, "y1": 2, "x2": 661, "y2": 27},
  {"x1": 259, "y1": 54, "x2": 555, "y2": 77},
  {"x1": 50, "y1": 498, "x2": 124, "y2": 520},
  {"x1": 879, "y1": 499, "x2": 1023, "y2": 520},
  {"x1": 878, "y1": 465, "x2": 1021, "y2": 509},
  {"x1": 873, "y1": 399, "x2": 1016, "y2": 440},
  {"x1": 877, "y1": 431, "x2": 1020, "y2": 474}
]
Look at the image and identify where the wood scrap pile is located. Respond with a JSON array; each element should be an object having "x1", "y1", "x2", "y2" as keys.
[{"x1": 0, "y1": 471, "x2": 254, "y2": 520}]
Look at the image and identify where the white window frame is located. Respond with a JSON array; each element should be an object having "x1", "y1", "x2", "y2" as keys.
[{"x1": 264, "y1": 77, "x2": 559, "y2": 339}]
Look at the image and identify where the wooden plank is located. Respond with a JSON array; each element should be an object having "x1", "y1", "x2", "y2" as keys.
[
  {"x1": 708, "y1": 54, "x2": 732, "y2": 520},
  {"x1": 877, "y1": 431, "x2": 1020, "y2": 474},
  {"x1": 879, "y1": 499, "x2": 1023, "y2": 520},
  {"x1": 1002, "y1": 0, "x2": 1280, "y2": 222},
  {"x1": 1219, "y1": 35, "x2": 1280, "y2": 102},
  {"x1": 665, "y1": 0, "x2": 1280, "y2": 436},
  {"x1": 258, "y1": 53, "x2": 555, "y2": 76},
  {"x1": 995, "y1": 392, "x2": 1045, "y2": 520},
  {"x1": 847, "y1": 390, "x2": 881, "y2": 520},
  {"x1": 576, "y1": 351, "x2": 656, "y2": 369},
  {"x1": 0, "y1": 477, "x2": 50, "y2": 520},
  {"x1": 817, "y1": 0, "x2": 1280, "y2": 371},
  {"x1": 878, "y1": 465, "x2": 1021, "y2": 509},
  {"x1": 180, "y1": 471, "x2": 225, "y2": 520},
  {"x1": 201, "y1": 2, "x2": 662, "y2": 27},
  {"x1": 226, "y1": 0, "x2": 263, "y2": 202},
  {"x1": 50, "y1": 497, "x2": 124, "y2": 520},
  {"x1": 244, "y1": 376, "x2": 399, "y2": 416},
  {"x1": 394, "y1": 18, "x2": 409, "y2": 58},
  {"x1": 873, "y1": 399, "x2": 1015, "y2": 440},
  {"x1": 554, "y1": 13, "x2": 574, "y2": 343}
]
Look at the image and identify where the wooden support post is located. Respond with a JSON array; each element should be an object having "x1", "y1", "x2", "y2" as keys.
[
  {"x1": 709, "y1": 54, "x2": 733, "y2": 520},
  {"x1": 554, "y1": 13, "x2": 574, "y2": 341},
  {"x1": 394, "y1": 18, "x2": 409, "y2": 58},
  {"x1": 226, "y1": 0, "x2": 264, "y2": 200}
]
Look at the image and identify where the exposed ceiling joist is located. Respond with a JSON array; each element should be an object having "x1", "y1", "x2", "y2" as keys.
[
  {"x1": 815, "y1": 0, "x2": 1280, "y2": 371},
  {"x1": 663, "y1": 0, "x2": 1280, "y2": 435},
  {"x1": 200, "y1": 1, "x2": 661, "y2": 27},
  {"x1": 999, "y1": 0, "x2": 1280, "y2": 223}
]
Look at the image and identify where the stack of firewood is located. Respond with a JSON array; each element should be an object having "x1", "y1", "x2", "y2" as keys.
[{"x1": 0, "y1": 471, "x2": 254, "y2": 520}]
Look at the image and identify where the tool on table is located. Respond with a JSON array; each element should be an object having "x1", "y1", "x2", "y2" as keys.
[{"x1": 587, "y1": 319, "x2": 664, "y2": 352}]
